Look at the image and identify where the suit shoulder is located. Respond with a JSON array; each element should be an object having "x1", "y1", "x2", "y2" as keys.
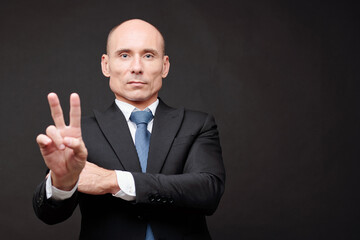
[
  {"x1": 180, "y1": 108, "x2": 218, "y2": 134},
  {"x1": 183, "y1": 108, "x2": 215, "y2": 122}
]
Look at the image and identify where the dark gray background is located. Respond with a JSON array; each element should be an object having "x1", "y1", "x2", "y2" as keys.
[{"x1": 0, "y1": 0, "x2": 359, "y2": 239}]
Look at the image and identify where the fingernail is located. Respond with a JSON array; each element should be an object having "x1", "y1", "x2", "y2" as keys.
[{"x1": 59, "y1": 144, "x2": 65, "y2": 150}]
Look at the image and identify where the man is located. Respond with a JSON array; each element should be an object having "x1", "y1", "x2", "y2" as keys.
[{"x1": 33, "y1": 19, "x2": 225, "y2": 240}]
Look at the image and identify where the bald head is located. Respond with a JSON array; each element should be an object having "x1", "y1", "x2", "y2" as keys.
[{"x1": 106, "y1": 19, "x2": 165, "y2": 56}]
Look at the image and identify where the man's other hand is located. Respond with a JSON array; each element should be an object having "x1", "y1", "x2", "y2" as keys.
[{"x1": 78, "y1": 162, "x2": 120, "y2": 195}]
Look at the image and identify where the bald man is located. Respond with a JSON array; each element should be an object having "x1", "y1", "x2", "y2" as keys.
[{"x1": 33, "y1": 19, "x2": 225, "y2": 240}]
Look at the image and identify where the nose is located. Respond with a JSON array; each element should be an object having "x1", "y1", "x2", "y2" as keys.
[{"x1": 130, "y1": 56, "x2": 143, "y2": 75}]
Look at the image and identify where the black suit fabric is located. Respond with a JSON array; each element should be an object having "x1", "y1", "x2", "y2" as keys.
[{"x1": 33, "y1": 100, "x2": 225, "y2": 240}]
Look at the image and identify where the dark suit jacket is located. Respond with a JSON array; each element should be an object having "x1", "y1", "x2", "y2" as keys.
[{"x1": 33, "y1": 99, "x2": 225, "y2": 240}]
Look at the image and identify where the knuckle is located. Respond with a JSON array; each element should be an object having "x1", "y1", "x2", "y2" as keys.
[
  {"x1": 72, "y1": 138, "x2": 80, "y2": 146},
  {"x1": 52, "y1": 111, "x2": 63, "y2": 118}
]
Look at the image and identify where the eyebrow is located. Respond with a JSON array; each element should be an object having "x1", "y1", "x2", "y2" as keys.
[
  {"x1": 114, "y1": 49, "x2": 131, "y2": 55},
  {"x1": 143, "y1": 48, "x2": 159, "y2": 56}
]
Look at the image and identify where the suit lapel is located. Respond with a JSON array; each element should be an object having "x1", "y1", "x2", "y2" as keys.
[
  {"x1": 147, "y1": 99, "x2": 184, "y2": 173},
  {"x1": 93, "y1": 103, "x2": 142, "y2": 172}
]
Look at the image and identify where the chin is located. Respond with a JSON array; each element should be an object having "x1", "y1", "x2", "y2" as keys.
[
  {"x1": 125, "y1": 95, "x2": 150, "y2": 102},
  {"x1": 130, "y1": 93, "x2": 159, "y2": 104}
]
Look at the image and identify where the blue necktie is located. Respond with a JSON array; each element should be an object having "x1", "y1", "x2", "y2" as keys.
[
  {"x1": 130, "y1": 110, "x2": 153, "y2": 172},
  {"x1": 130, "y1": 110, "x2": 155, "y2": 240}
]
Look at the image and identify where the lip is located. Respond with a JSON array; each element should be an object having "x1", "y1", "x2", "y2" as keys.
[{"x1": 128, "y1": 81, "x2": 146, "y2": 86}]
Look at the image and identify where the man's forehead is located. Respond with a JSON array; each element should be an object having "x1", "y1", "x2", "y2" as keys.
[
  {"x1": 109, "y1": 31, "x2": 161, "y2": 52},
  {"x1": 107, "y1": 20, "x2": 164, "y2": 54},
  {"x1": 111, "y1": 27, "x2": 160, "y2": 43}
]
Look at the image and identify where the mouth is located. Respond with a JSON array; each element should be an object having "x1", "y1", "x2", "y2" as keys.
[{"x1": 128, "y1": 80, "x2": 146, "y2": 86}]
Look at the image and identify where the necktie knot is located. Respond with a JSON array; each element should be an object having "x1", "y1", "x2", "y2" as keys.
[{"x1": 130, "y1": 110, "x2": 153, "y2": 126}]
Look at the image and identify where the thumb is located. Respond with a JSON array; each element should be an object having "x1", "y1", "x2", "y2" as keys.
[{"x1": 64, "y1": 137, "x2": 88, "y2": 159}]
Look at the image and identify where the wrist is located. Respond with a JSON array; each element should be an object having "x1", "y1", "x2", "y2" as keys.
[
  {"x1": 51, "y1": 172, "x2": 79, "y2": 191},
  {"x1": 103, "y1": 170, "x2": 120, "y2": 194}
]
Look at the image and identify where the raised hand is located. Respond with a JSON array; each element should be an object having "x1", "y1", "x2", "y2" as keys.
[{"x1": 36, "y1": 93, "x2": 88, "y2": 190}]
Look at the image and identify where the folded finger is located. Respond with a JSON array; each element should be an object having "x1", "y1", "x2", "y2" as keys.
[
  {"x1": 48, "y1": 93, "x2": 66, "y2": 128},
  {"x1": 36, "y1": 134, "x2": 52, "y2": 148},
  {"x1": 46, "y1": 125, "x2": 65, "y2": 150}
]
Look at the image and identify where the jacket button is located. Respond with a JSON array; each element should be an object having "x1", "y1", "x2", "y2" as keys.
[{"x1": 148, "y1": 195, "x2": 155, "y2": 202}]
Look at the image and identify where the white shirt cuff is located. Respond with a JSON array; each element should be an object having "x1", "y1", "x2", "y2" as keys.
[
  {"x1": 112, "y1": 170, "x2": 136, "y2": 201},
  {"x1": 45, "y1": 171, "x2": 78, "y2": 200}
]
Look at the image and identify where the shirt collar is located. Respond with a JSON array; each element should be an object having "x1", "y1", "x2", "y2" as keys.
[{"x1": 114, "y1": 99, "x2": 159, "y2": 121}]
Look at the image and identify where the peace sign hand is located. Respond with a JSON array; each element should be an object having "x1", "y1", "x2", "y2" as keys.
[{"x1": 36, "y1": 93, "x2": 88, "y2": 191}]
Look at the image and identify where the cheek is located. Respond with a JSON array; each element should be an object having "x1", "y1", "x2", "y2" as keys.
[
  {"x1": 152, "y1": 78, "x2": 163, "y2": 91},
  {"x1": 109, "y1": 77, "x2": 124, "y2": 91},
  {"x1": 109, "y1": 61, "x2": 128, "y2": 75},
  {"x1": 109, "y1": 79, "x2": 117, "y2": 92},
  {"x1": 148, "y1": 65, "x2": 164, "y2": 80}
]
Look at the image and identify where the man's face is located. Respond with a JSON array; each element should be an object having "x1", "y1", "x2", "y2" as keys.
[{"x1": 101, "y1": 20, "x2": 170, "y2": 109}]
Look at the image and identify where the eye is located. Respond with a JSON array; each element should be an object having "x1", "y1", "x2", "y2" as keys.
[
  {"x1": 144, "y1": 54, "x2": 154, "y2": 59},
  {"x1": 120, "y1": 53, "x2": 129, "y2": 58}
]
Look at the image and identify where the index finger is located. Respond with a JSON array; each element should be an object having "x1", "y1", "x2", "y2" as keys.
[
  {"x1": 48, "y1": 93, "x2": 66, "y2": 128},
  {"x1": 69, "y1": 93, "x2": 81, "y2": 128}
]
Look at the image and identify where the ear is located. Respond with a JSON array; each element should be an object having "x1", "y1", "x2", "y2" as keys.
[
  {"x1": 101, "y1": 54, "x2": 110, "y2": 77},
  {"x1": 161, "y1": 55, "x2": 170, "y2": 78}
]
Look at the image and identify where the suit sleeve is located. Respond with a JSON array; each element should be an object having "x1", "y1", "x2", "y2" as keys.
[
  {"x1": 132, "y1": 113, "x2": 225, "y2": 215},
  {"x1": 33, "y1": 178, "x2": 79, "y2": 225}
]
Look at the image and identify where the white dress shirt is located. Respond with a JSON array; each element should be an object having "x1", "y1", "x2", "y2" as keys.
[{"x1": 46, "y1": 99, "x2": 159, "y2": 201}]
